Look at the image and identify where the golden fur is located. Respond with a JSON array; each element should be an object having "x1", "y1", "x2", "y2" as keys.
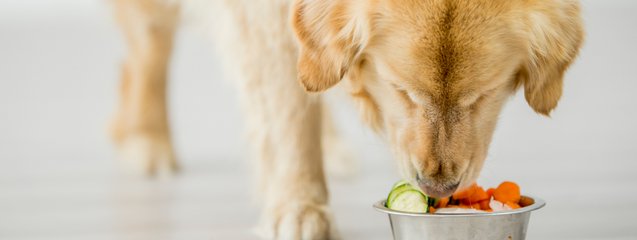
[
  {"x1": 109, "y1": 0, "x2": 180, "y2": 174},
  {"x1": 293, "y1": 0, "x2": 583, "y2": 198},
  {"x1": 110, "y1": 0, "x2": 583, "y2": 239}
]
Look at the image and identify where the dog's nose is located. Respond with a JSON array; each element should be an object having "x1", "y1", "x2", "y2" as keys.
[{"x1": 417, "y1": 178, "x2": 460, "y2": 198}]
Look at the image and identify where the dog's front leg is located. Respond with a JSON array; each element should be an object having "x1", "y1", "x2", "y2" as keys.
[
  {"x1": 109, "y1": 0, "x2": 180, "y2": 175},
  {"x1": 243, "y1": 91, "x2": 340, "y2": 240}
]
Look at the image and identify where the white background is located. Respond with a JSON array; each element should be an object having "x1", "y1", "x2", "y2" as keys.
[{"x1": 0, "y1": 0, "x2": 636, "y2": 239}]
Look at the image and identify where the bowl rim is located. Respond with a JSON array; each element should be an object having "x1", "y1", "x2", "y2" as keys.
[{"x1": 373, "y1": 195, "x2": 545, "y2": 217}]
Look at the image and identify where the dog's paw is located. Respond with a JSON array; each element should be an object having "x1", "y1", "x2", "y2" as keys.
[
  {"x1": 114, "y1": 134, "x2": 179, "y2": 176},
  {"x1": 322, "y1": 135, "x2": 359, "y2": 180},
  {"x1": 257, "y1": 203, "x2": 341, "y2": 240}
]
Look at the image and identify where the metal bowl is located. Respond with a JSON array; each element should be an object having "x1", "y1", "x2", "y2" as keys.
[{"x1": 373, "y1": 196, "x2": 546, "y2": 240}]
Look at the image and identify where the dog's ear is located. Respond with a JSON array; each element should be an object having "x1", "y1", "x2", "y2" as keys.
[
  {"x1": 292, "y1": 0, "x2": 369, "y2": 92},
  {"x1": 518, "y1": 0, "x2": 584, "y2": 116}
]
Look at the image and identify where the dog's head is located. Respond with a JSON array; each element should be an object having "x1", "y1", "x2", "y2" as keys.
[{"x1": 292, "y1": 0, "x2": 583, "y2": 198}]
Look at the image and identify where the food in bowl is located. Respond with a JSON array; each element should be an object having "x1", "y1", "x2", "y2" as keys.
[{"x1": 386, "y1": 180, "x2": 534, "y2": 213}]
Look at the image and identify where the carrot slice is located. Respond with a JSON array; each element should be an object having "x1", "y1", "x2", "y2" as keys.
[
  {"x1": 452, "y1": 183, "x2": 478, "y2": 199},
  {"x1": 471, "y1": 202, "x2": 481, "y2": 210},
  {"x1": 493, "y1": 181, "x2": 521, "y2": 204},
  {"x1": 486, "y1": 209, "x2": 493, "y2": 212},
  {"x1": 479, "y1": 200, "x2": 491, "y2": 210},
  {"x1": 437, "y1": 198, "x2": 450, "y2": 208},
  {"x1": 429, "y1": 206, "x2": 436, "y2": 213},
  {"x1": 457, "y1": 204, "x2": 471, "y2": 209},
  {"x1": 505, "y1": 202, "x2": 521, "y2": 209},
  {"x1": 519, "y1": 196, "x2": 534, "y2": 207},
  {"x1": 468, "y1": 187, "x2": 490, "y2": 202},
  {"x1": 486, "y1": 188, "x2": 496, "y2": 198}
]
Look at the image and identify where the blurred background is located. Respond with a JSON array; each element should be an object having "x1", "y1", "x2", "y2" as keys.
[{"x1": 0, "y1": 0, "x2": 635, "y2": 239}]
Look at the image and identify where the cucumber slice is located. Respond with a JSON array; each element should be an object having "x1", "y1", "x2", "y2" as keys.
[
  {"x1": 388, "y1": 190, "x2": 429, "y2": 213},
  {"x1": 387, "y1": 184, "x2": 413, "y2": 207},
  {"x1": 391, "y1": 180, "x2": 407, "y2": 190}
]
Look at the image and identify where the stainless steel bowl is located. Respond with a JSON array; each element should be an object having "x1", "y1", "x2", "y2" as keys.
[{"x1": 373, "y1": 196, "x2": 546, "y2": 240}]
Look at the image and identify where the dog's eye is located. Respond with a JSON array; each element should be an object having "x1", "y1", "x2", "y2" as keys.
[
  {"x1": 391, "y1": 82, "x2": 411, "y2": 97},
  {"x1": 460, "y1": 86, "x2": 498, "y2": 110},
  {"x1": 390, "y1": 83, "x2": 408, "y2": 94},
  {"x1": 392, "y1": 83, "x2": 407, "y2": 93},
  {"x1": 459, "y1": 93, "x2": 481, "y2": 109},
  {"x1": 390, "y1": 83, "x2": 423, "y2": 110},
  {"x1": 462, "y1": 91, "x2": 493, "y2": 112},
  {"x1": 393, "y1": 85, "x2": 413, "y2": 103}
]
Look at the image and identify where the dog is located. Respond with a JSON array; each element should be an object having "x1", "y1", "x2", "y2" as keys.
[{"x1": 108, "y1": 0, "x2": 584, "y2": 239}]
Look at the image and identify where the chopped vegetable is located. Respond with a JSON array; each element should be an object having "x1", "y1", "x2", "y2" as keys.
[
  {"x1": 468, "y1": 187, "x2": 490, "y2": 203},
  {"x1": 430, "y1": 198, "x2": 441, "y2": 209},
  {"x1": 436, "y1": 198, "x2": 449, "y2": 208},
  {"x1": 493, "y1": 181, "x2": 521, "y2": 204},
  {"x1": 387, "y1": 184, "x2": 414, "y2": 207},
  {"x1": 479, "y1": 200, "x2": 491, "y2": 210},
  {"x1": 489, "y1": 199, "x2": 508, "y2": 211},
  {"x1": 486, "y1": 188, "x2": 496, "y2": 198},
  {"x1": 386, "y1": 180, "x2": 434, "y2": 213},
  {"x1": 390, "y1": 190, "x2": 429, "y2": 213},
  {"x1": 452, "y1": 183, "x2": 478, "y2": 199},
  {"x1": 386, "y1": 180, "x2": 532, "y2": 214},
  {"x1": 392, "y1": 180, "x2": 407, "y2": 190},
  {"x1": 519, "y1": 196, "x2": 534, "y2": 207},
  {"x1": 505, "y1": 202, "x2": 521, "y2": 209},
  {"x1": 471, "y1": 202, "x2": 481, "y2": 210}
]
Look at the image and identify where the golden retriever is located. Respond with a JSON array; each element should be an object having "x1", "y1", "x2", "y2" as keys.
[{"x1": 108, "y1": 0, "x2": 583, "y2": 239}]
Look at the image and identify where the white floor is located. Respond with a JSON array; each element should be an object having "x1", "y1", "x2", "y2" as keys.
[{"x1": 0, "y1": 1, "x2": 636, "y2": 240}]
